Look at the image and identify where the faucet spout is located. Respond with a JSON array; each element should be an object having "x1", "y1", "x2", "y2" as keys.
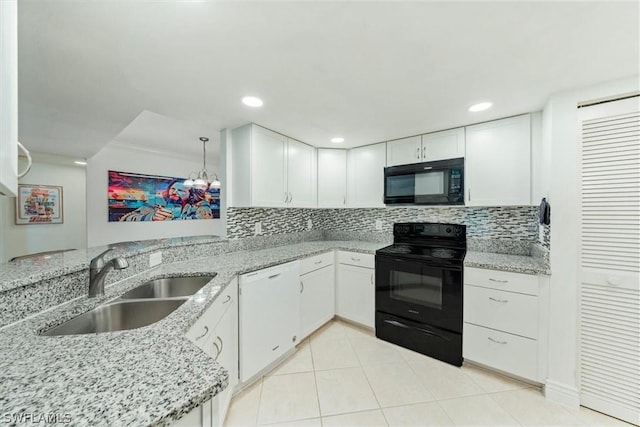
[{"x1": 89, "y1": 249, "x2": 129, "y2": 297}]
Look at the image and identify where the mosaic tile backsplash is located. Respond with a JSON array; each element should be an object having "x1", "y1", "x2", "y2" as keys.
[{"x1": 227, "y1": 206, "x2": 550, "y2": 247}]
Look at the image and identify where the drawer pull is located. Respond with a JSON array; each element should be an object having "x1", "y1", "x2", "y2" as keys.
[
  {"x1": 351, "y1": 257, "x2": 361, "y2": 262},
  {"x1": 489, "y1": 278, "x2": 509, "y2": 284},
  {"x1": 489, "y1": 297, "x2": 509, "y2": 303},
  {"x1": 314, "y1": 260, "x2": 323, "y2": 265},
  {"x1": 214, "y1": 336, "x2": 224, "y2": 361},
  {"x1": 272, "y1": 345, "x2": 280, "y2": 351},
  {"x1": 222, "y1": 295, "x2": 232, "y2": 304},
  {"x1": 195, "y1": 326, "x2": 209, "y2": 340},
  {"x1": 268, "y1": 274, "x2": 281, "y2": 280},
  {"x1": 488, "y1": 337, "x2": 507, "y2": 345},
  {"x1": 300, "y1": 281, "x2": 304, "y2": 293}
]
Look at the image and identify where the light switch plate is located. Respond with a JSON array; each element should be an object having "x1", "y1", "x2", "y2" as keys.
[
  {"x1": 375, "y1": 219, "x2": 383, "y2": 231},
  {"x1": 149, "y1": 251, "x2": 162, "y2": 267},
  {"x1": 254, "y1": 222, "x2": 262, "y2": 235}
]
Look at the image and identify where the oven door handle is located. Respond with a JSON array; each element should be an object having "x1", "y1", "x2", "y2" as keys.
[{"x1": 383, "y1": 319, "x2": 450, "y2": 342}]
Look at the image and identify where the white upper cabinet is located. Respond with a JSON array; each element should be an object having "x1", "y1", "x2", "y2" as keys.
[
  {"x1": 286, "y1": 138, "x2": 316, "y2": 207},
  {"x1": 231, "y1": 124, "x2": 316, "y2": 208},
  {"x1": 0, "y1": 0, "x2": 18, "y2": 197},
  {"x1": 465, "y1": 114, "x2": 532, "y2": 206},
  {"x1": 317, "y1": 149, "x2": 347, "y2": 208},
  {"x1": 347, "y1": 142, "x2": 386, "y2": 207},
  {"x1": 386, "y1": 128, "x2": 465, "y2": 166},
  {"x1": 421, "y1": 127, "x2": 466, "y2": 161},
  {"x1": 386, "y1": 136, "x2": 422, "y2": 166}
]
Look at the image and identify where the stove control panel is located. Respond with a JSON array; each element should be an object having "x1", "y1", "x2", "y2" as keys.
[{"x1": 393, "y1": 222, "x2": 466, "y2": 240}]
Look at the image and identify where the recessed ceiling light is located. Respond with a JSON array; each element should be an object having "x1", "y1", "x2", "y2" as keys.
[
  {"x1": 331, "y1": 137, "x2": 344, "y2": 143},
  {"x1": 468, "y1": 102, "x2": 493, "y2": 112},
  {"x1": 74, "y1": 160, "x2": 87, "y2": 166},
  {"x1": 242, "y1": 96, "x2": 263, "y2": 107}
]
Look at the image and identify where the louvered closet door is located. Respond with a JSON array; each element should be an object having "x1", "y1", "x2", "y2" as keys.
[{"x1": 579, "y1": 95, "x2": 640, "y2": 425}]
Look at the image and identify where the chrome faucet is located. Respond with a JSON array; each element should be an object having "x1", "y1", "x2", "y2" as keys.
[{"x1": 88, "y1": 248, "x2": 129, "y2": 297}]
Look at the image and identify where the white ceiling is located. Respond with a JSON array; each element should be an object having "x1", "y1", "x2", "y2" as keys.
[{"x1": 18, "y1": 1, "x2": 640, "y2": 158}]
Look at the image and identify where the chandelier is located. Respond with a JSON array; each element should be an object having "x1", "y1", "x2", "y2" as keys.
[{"x1": 183, "y1": 137, "x2": 221, "y2": 190}]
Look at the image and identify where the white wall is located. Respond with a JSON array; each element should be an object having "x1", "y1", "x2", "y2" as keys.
[
  {"x1": 86, "y1": 144, "x2": 224, "y2": 247},
  {"x1": 0, "y1": 158, "x2": 86, "y2": 262},
  {"x1": 544, "y1": 76, "x2": 639, "y2": 406}
]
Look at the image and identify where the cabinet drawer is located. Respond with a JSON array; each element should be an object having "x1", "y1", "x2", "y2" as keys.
[
  {"x1": 300, "y1": 251, "x2": 334, "y2": 275},
  {"x1": 338, "y1": 251, "x2": 374, "y2": 268},
  {"x1": 465, "y1": 267, "x2": 539, "y2": 296},
  {"x1": 186, "y1": 283, "x2": 237, "y2": 348},
  {"x1": 463, "y1": 323, "x2": 538, "y2": 381},
  {"x1": 464, "y1": 285, "x2": 538, "y2": 339}
]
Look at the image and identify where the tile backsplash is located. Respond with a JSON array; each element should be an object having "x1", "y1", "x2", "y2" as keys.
[{"x1": 227, "y1": 206, "x2": 550, "y2": 248}]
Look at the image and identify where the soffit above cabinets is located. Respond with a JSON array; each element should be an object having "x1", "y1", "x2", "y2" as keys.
[{"x1": 18, "y1": 1, "x2": 639, "y2": 157}]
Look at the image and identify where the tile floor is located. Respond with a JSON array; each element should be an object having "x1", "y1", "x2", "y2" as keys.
[{"x1": 224, "y1": 320, "x2": 631, "y2": 427}]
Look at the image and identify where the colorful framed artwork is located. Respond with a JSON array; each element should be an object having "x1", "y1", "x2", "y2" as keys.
[
  {"x1": 15, "y1": 184, "x2": 64, "y2": 225},
  {"x1": 108, "y1": 170, "x2": 220, "y2": 222}
]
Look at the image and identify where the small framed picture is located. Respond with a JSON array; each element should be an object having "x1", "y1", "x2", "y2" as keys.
[{"x1": 15, "y1": 184, "x2": 64, "y2": 225}]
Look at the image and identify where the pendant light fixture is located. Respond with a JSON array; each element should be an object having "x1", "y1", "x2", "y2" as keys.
[{"x1": 183, "y1": 137, "x2": 221, "y2": 190}]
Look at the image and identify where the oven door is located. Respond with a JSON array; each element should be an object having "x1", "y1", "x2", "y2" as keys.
[{"x1": 375, "y1": 255, "x2": 462, "y2": 333}]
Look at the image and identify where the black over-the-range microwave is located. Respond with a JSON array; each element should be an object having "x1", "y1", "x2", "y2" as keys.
[{"x1": 383, "y1": 157, "x2": 465, "y2": 205}]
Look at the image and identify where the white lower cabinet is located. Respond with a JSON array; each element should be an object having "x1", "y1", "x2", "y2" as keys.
[
  {"x1": 239, "y1": 261, "x2": 300, "y2": 382},
  {"x1": 181, "y1": 278, "x2": 238, "y2": 427},
  {"x1": 336, "y1": 251, "x2": 375, "y2": 328},
  {"x1": 299, "y1": 252, "x2": 335, "y2": 340},
  {"x1": 463, "y1": 267, "x2": 548, "y2": 382}
]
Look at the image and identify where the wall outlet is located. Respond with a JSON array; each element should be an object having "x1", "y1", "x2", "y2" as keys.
[
  {"x1": 149, "y1": 251, "x2": 162, "y2": 267},
  {"x1": 375, "y1": 219, "x2": 383, "y2": 231},
  {"x1": 307, "y1": 219, "x2": 313, "y2": 230},
  {"x1": 254, "y1": 221, "x2": 262, "y2": 235}
]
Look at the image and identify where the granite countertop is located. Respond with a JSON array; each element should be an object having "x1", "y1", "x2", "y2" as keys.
[
  {"x1": 464, "y1": 250, "x2": 550, "y2": 275},
  {"x1": 0, "y1": 240, "x2": 385, "y2": 427}
]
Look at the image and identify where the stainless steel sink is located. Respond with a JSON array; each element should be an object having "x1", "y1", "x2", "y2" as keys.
[
  {"x1": 118, "y1": 275, "x2": 216, "y2": 300},
  {"x1": 42, "y1": 299, "x2": 186, "y2": 336}
]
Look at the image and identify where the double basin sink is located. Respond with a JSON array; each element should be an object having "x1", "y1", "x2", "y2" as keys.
[{"x1": 43, "y1": 275, "x2": 216, "y2": 336}]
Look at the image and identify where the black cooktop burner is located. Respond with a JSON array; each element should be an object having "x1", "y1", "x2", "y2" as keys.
[{"x1": 376, "y1": 244, "x2": 465, "y2": 262}]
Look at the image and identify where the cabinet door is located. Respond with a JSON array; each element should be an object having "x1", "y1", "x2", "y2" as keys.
[
  {"x1": 300, "y1": 264, "x2": 335, "y2": 340},
  {"x1": 386, "y1": 136, "x2": 421, "y2": 166},
  {"x1": 347, "y1": 143, "x2": 386, "y2": 207},
  {"x1": 251, "y1": 125, "x2": 287, "y2": 207},
  {"x1": 287, "y1": 138, "x2": 316, "y2": 207},
  {"x1": 212, "y1": 296, "x2": 238, "y2": 427},
  {"x1": 239, "y1": 264, "x2": 300, "y2": 382},
  {"x1": 465, "y1": 114, "x2": 531, "y2": 206},
  {"x1": 336, "y1": 264, "x2": 375, "y2": 328},
  {"x1": 317, "y1": 149, "x2": 347, "y2": 208},
  {"x1": 421, "y1": 127, "x2": 465, "y2": 161},
  {"x1": 0, "y1": 0, "x2": 18, "y2": 197}
]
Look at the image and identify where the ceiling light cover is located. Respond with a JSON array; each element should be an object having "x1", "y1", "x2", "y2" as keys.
[
  {"x1": 468, "y1": 102, "x2": 493, "y2": 112},
  {"x1": 242, "y1": 96, "x2": 264, "y2": 107},
  {"x1": 74, "y1": 160, "x2": 87, "y2": 165},
  {"x1": 331, "y1": 137, "x2": 345, "y2": 143}
]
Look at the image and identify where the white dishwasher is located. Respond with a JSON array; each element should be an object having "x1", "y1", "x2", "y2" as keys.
[{"x1": 239, "y1": 261, "x2": 300, "y2": 382}]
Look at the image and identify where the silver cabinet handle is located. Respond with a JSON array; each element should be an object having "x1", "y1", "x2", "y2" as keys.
[
  {"x1": 416, "y1": 147, "x2": 420, "y2": 159},
  {"x1": 343, "y1": 195, "x2": 346, "y2": 205},
  {"x1": 214, "y1": 336, "x2": 223, "y2": 361},
  {"x1": 222, "y1": 295, "x2": 231, "y2": 304},
  {"x1": 422, "y1": 146, "x2": 426, "y2": 159},
  {"x1": 272, "y1": 345, "x2": 280, "y2": 351},
  {"x1": 489, "y1": 297, "x2": 508, "y2": 303},
  {"x1": 351, "y1": 257, "x2": 361, "y2": 262},
  {"x1": 488, "y1": 337, "x2": 507, "y2": 345},
  {"x1": 370, "y1": 273, "x2": 374, "y2": 285},
  {"x1": 289, "y1": 192, "x2": 292, "y2": 203},
  {"x1": 284, "y1": 192, "x2": 288, "y2": 203},
  {"x1": 314, "y1": 260, "x2": 323, "y2": 265},
  {"x1": 468, "y1": 189, "x2": 471, "y2": 201},
  {"x1": 489, "y1": 278, "x2": 509, "y2": 284},
  {"x1": 195, "y1": 326, "x2": 209, "y2": 341},
  {"x1": 268, "y1": 273, "x2": 281, "y2": 280},
  {"x1": 300, "y1": 281, "x2": 304, "y2": 293}
]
